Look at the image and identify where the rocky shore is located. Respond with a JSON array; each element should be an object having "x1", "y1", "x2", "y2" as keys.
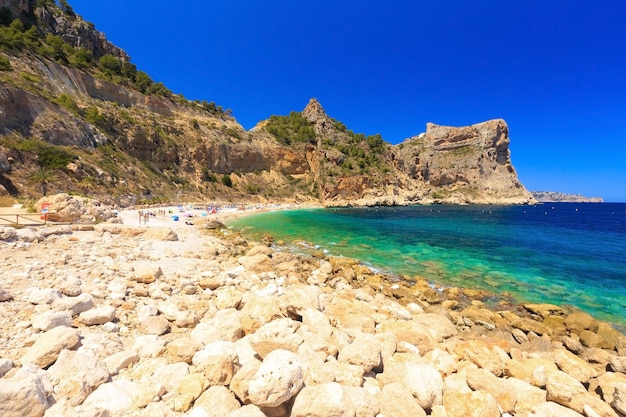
[{"x1": 0, "y1": 197, "x2": 625, "y2": 417}]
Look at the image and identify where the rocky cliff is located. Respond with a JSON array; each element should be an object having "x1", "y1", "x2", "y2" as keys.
[
  {"x1": 0, "y1": 1, "x2": 535, "y2": 206},
  {"x1": 396, "y1": 120, "x2": 535, "y2": 204}
]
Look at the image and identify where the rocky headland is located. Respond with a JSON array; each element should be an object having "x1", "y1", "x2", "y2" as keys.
[
  {"x1": 531, "y1": 191, "x2": 604, "y2": 203},
  {"x1": 0, "y1": 195, "x2": 625, "y2": 417}
]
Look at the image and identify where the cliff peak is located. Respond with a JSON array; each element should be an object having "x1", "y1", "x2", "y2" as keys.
[{"x1": 302, "y1": 98, "x2": 328, "y2": 122}]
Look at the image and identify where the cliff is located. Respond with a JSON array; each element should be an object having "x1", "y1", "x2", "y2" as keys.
[
  {"x1": 396, "y1": 120, "x2": 535, "y2": 204},
  {"x1": 0, "y1": 1, "x2": 535, "y2": 206}
]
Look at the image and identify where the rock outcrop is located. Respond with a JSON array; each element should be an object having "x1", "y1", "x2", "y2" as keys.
[
  {"x1": 397, "y1": 120, "x2": 535, "y2": 204},
  {"x1": 0, "y1": 2, "x2": 536, "y2": 205},
  {"x1": 532, "y1": 191, "x2": 604, "y2": 203}
]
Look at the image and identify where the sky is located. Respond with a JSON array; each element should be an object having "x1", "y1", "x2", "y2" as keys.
[{"x1": 70, "y1": 0, "x2": 626, "y2": 201}]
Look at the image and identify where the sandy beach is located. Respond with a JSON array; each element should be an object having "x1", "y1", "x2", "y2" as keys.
[{"x1": 0, "y1": 196, "x2": 625, "y2": 417}]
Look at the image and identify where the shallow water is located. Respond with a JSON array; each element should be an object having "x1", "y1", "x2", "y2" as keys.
[{"x1": 229, "y1": 203, "x2": 626, "y2": 329}]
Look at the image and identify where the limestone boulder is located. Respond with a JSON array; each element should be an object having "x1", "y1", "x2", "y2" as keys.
[
  {"x1": 379, "y1": 320, "x2": 438, "y2": 354},
  {"x1": 226, "y1": 405, "x2": 266, "y2": 417},
  {"x1": 0, "y1": 226, "x2": 18, "y2": 242},
  {"x1": 466, "y1": 367, "x2": 517, "y2": 413},
  {"x1": 168, "y1": 373, "x2": 207, "y2": 412},
  {"x1": 139, "y1": 315, "x2": 170, "y2": 336},
  {"x1": 345, "y1": 386, "x2": 380, "y2": 417},
  {"x1": 240, "y1": 294, "x2": 285, "y2": 334},
  {"x1": 454, "y1": 339, "x2": 510, "y2": 376},
  {"x1": 53, "y1": 293, "x2": 94, "y2": 316},
  {"x1": 443, "y1": 390, "x2": 500, "y2": 417},
  {"x1": 24, "y1": 287, "x2": 61, "y2": 305},
  {"x1": 192, "y1": 385, "x2": 242, "y2": 417},
  {"x1": 81, "y1": 378, "x2": 163, "y2": 416},
  {"x1": 609, "y1": 355, "x2": 626, "y2": 373},
  {"x1": 103, "y1": 350, "x2": 139, "y2": 375},
  {"x1": 403, "y1": 361, "x2": 444, "y2": 410},
  {"x1": 248, "y1": 349, "x2": 303, "y2": 407},
  {"x1": 20, "y1": 326, "x2": 80, "y2": 368},
  {"x1": 230, "y1": 359, "x2": 262, "y2": 404},
  {"x1": 0, "y1": 287, "x2": 13, "y2": 301},
  {"x1": 613, "y1": 383, "x2": 626, "y2": 415},
  {"x1": 413, "y1": 313, "x2": 458, "y2": 340},
  {"x1": 0, "y1": 358, "x2": 13, "y2": 377},
  {"x1": 78, "y1": 305, "x2": 116, "y2": 325},
  {"x1": 378, "y1": 382, "x2": 426, "y2": 417},
  {"x1": 337, "y1": 332, "x2": 382, "y2": 373},
  {"x1": 249, "y1": 317, "x2": 303, "y2": 358},
  {"x1": 564, "y1": 311, "x2": 598, "y2": 333},
  {"x1": 166, "y1": 336, "x2": 204, "y2": 364},
  {"x1": 192, "y1": 341, "x2": 238, "y2": 385},
  {"x1": 31, "y1": 310, "x2": 72, "y2": 331},
  {"x1": 0, "y1": 372, "x2": 49, "y2": 417},
  {"x1": 47, "y1": 349, "x2": 109, "y2": 406},
  {"x1": 132, "y1": 263, "x2": 163, "y2": 284},
  {"x1": 527, "y1": 401, "x2": 586, "y2": 416},
  {"x1": 554, "y1": 348, "x2": 597, "y2": 383},
  {"x1": 291, "y1": 382, "x2": 356, "y2": 417}
]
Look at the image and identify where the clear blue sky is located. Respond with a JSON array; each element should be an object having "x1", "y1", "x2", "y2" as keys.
[{"x1": 71, "y1": 0, "x2": 626, "y2": 201}]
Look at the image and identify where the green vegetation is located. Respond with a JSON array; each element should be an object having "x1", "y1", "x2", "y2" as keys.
[
  {"x1": 264, "y1": 112, "x2": 316, "y2": 145},
  {"x1": 221, "y1": 174, "x2": 233, "y2": 188},
  {"x1": 53, "y1": 93, "x2": 79, "y2": 113},
  {"x1": 0, "y1": 54, "x2": 10, "y2": 71},
  {"x1": 28, "y1": 167, "x2": 56, "y2": 196},
  {"x1": 14, "y1": 138, "x2": 77, "y2": 170},
  {"x1": 84, "y1": 106, "x2": 106, "y2": 128}
]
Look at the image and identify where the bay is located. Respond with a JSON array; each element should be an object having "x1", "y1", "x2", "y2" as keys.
[{"x1": 229, "y1": 203, "x2": 626, "y2": 330}]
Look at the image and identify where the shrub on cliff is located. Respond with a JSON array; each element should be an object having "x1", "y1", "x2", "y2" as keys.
[
  {"x1": 0, "y1": 54, "x2": 10, "y2": 71},
  {"x1": 265, "y1": 112, "x2": 316, "y2": 145}
]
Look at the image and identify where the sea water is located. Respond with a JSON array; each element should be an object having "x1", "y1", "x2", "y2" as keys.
[{"x1": 229, "y1": 203, "x2": 626, "y2": 330}]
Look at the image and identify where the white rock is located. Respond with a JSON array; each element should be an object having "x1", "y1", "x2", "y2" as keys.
[
  {"x1": 338, "y1": 332, "x2": 382, "y2": 373},
  {"x1": 20, "y1": 326, "x2": 80, "y2": 368},
  {"x1": 0, "y1": 288, "x2": 12, "y2": 301},
  {"x1": 192, "y1": 341, "x2": 238, "y2": 386},
  {"x1": 613, "y1": 383, "x2": 626, "y2": 415},
  {"x1": 132, "y1": 335, "x2": 166, "y2": 358},
  {"x1": 248, "y1": 349, "x2": 303, "y2": 407},
  {"x1": 53, "y1": 293, "x2": 94, "y2": 316},
  {"x1": 291, "y1": 382, "x2": 356, "y2": 417},
  {"x1": 31, "y1": 310, "x2": 72, "y2": 331},
  {"x1": 403, "y1": 362, "x2": 444, "y2": 409},
  {"x1": 227, "y1": 404, "x2": 266, "y2": 417},
  {"x1": 0, "y1": 372, "x2": 49, "y2": 417},
  {"x1": 79, "y1": 305, "x2": 116, "y2": 325},
  {"x1": 527, "y1": 401, "x2": 586, "y2": 416},
  {"x1": 378, "y1": 382, "x2": 427, "y2": 417},
  {"x1": 0, "y1": 358, "x2": 14, "y2": 377},
  {"x1": 103, "y1": 350, "x2": 139, "y2": 375},
  {"x1": 344, "y1": 386, "x2": 380, "y2": 417},
  {"x1": 47, "y1": 349, "x2": 109, "y2": 406},
  {"x1": 138, "y1": 315, "x2": 170, "y2": 335},
  {"x1": 193, "y1": 385, "x2": 241, "y2": 417},
  {"x1": 24, "y1": 287, "x2": 61, "y2": 305}
]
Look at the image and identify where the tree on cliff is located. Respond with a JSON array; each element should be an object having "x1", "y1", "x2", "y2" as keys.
[{"x1": 29, "y1": 168, "x2": 56, "y2": 196}]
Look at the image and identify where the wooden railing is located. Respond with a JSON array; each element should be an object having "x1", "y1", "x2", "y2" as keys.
[{"x1": 0, "y1": 213, "x2": 49, "y2": 227}]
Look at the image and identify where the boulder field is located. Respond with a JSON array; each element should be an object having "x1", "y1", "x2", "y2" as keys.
[{"x1": 0, "y1": 208, "x2": 625, "y2": 417}]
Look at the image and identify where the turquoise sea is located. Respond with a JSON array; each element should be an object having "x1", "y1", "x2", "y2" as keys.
[{"x1": 229, "y1": 203, "x2": 626, "y2": 330}]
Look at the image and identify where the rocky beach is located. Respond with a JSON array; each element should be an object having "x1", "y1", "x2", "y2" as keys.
[{"x1": 0, "y1": 195, "x2": 625, "y2": 417}]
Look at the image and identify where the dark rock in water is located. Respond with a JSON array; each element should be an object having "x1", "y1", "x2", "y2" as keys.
[{"x1": 205, "y1": 220, "x2": 226, "y2": 230}]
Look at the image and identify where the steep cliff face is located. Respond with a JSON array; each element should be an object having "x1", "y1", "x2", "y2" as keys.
[
  {"x1": 0, "y1": 3, "x2": 535, "y2": 205},
  {"x1": 396, "y1": 120, "x2": 535, "y2": 204}
]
